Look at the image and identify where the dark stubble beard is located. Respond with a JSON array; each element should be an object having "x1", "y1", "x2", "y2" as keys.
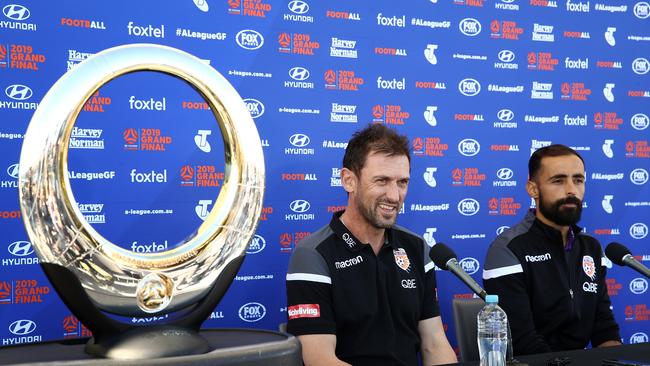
[
  {"x1": 538, "y1": 192, "x2": 583, "y2": 226},
  {"x1": 356, "y1": 194, "x2": 399, "y2": 229}
]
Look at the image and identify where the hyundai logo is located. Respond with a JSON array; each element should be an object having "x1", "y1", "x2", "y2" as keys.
[
  {"x1": 496, "y1": 168, "x2": 514, "y2": 180},
  {"x1": 238, "y1": 302, "x2": 266, "y2": 322},
  {"x1": 8, "y1": 241, "x2": 33, "y2": 257},
  {"x1": 243, "y1": 98, "x2": 265, "y2": 119},
  {"x1": 3, "y1": 4, "x2": 30, "y2": 21},
  {"x1": 459, "y1": 257, "x2": 480, "y2": 275},
  {"x1": 459, "y1": 18, "x2": 481, "y2": 36},
  {"x1": 236, "y1": 29, "x2": 264, "y2": 50},
  {"x1": 630, "y1": 223, "x2": 648, "y2": 239},
  {"x1": 288, "y1": 66, "x2": 310, "y2": 81},
  {"x1": 630, "y1": 278, "x2": 648, "y2": 294},
  {"x1": 496, "y1": 226, "x2": 510, "y2": 235},
  {"x1": 192, "y1": 0, "x2": 209, "y2": 12},
  {"x1": 288, "y1": 0, "x2": 309, "y2": 14},
  {"x1": 5, "y1": 84, "x2": 33, "y2": 100},
  {"x1": 634, "y1": 2, "x2": 650, "y2": 19},
  {"x1": 290, "y1": 199, "x2": 311, "y2": 213},
  {"x1": 501, "y1": 0, "x2": 515, "y2": 3},
  {"x1": 630, "y1": 168, "x2": 649, "y2": 185},
  {"x1": 498, "y1": 50, "x2": 515, "y2": 63},
  {"x1": 7, "y1": 163, "x2": 19, "y2": 178},
  {"x1": 630, "y1": 332, "x2": 649, "y2": 344},
  {"x1": 458, "y1": 139, "x2": 480, "y2": 157},
  {"x1": 458, "y1": 78, "x2": 481, "y2": 96},
  {"x1": 631, "y1": 113, "x2": 649, "y2": 131},
  {"x1": 9, "y1": 320, "x2": 36, "y2": 335},
  {"x1": 632, "y1": 58, "x2": 650, "y2": 75},
  {"x1": 497, "y1": 109, "x2": 514, "y2": 122},
  {"x1": 289, "y1": 133, "x2": 310, "y2": 147},
  {"x1": 247, "y1": 235, "x2": 266, "y2": 255},
  {"x1": 458, "y1": 198, "x2": 480, "y2": 216}
]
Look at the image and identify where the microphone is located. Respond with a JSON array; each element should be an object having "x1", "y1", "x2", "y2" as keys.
[
  {"x1": 605, "y1": 242, "x2": 650, "y2": 279},
  {"x1": 429, "y1": 243, "x2": 487, "y2": 300}
]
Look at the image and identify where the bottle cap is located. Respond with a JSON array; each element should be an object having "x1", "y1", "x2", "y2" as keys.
[{"x1": 485, "y1": 294, "x2": 499, "y2": 304}]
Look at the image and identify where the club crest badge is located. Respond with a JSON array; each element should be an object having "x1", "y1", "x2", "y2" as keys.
[
  {"x1": 583, "y1": 255, "x2": 596, "y2": 281},
  {"x1": 393, "y1": 248, "x2": 411, "y2": 272}
]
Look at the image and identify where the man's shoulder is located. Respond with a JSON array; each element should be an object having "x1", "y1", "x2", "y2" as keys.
[{"x1": 483, "y1": 213, "x2": 535, "y2": 278}]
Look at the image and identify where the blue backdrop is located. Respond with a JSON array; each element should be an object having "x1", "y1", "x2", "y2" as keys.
[{"x1": 0, "y1": 0, "x2": 649, "y2": 352}]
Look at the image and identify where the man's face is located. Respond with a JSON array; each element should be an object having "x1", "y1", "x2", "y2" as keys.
[
  {"x1": 530, "y1": 155, "x2": 585, "y2": 227},
  {"x1": 350, "y1": 152, "x2": 410, "y2": 229}
]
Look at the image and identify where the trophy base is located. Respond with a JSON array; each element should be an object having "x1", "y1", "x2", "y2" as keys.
[{"x1": 85, "y1": 325, "x2": 209, "y2": 359}]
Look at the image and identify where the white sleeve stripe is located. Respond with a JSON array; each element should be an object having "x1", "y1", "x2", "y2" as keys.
[
  {"x1": 286, "y1": 273, "x2": 332, "y2": 284},
  {"x1": 424, "y1": 262, "x2": 435, "y2": 273},
  {"x1": 482, "y1": 264, "x2": 524, "y2": 280}
]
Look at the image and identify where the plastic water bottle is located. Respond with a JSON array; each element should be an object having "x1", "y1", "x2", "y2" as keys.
[{"x1": 477, "y1": 294, "x2": 508, "y2": 366}]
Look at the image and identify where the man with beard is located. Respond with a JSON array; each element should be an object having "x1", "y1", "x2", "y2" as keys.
[
  {"x1": 482, "y1": 144, "x2": 621, "y2": 355},
  {"x1": 285, "y1": 124, "x2": 457, "y2": 366}
]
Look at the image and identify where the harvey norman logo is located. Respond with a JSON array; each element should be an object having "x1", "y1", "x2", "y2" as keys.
[
  {"x1": 69, "y1": 127, "x2": 104, "y2": 150},
  {"x1": 330, "y1": 37, "x2": 357, "y2": 58},
  {"x1": 78, "y1": 203, "x2": 105, "y2": 224},
  {"x1": 531, "y1": 82, "x2": 553, "y2": 100},
  {"x1": 330, "y1": 103, "x2": 357, "y2": 123},
  {"x1": 68, "y1": 50, "x2": 95, "y2": 71}
]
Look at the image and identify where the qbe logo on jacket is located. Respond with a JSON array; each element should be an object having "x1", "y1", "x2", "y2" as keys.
[
  {"x1": 458, "y1": 198, "x2": 480, "y2": 216},
  {"x1": 238, "y1": 302, "x2": 266, "y2": 322},
  {"x1": 236, "y1": 29, "x2": 264, "y2": 50}
]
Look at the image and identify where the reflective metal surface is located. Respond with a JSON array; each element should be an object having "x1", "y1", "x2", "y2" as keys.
[{"x1": 19, "y1": 44, "x2": 265, "y2": 315}]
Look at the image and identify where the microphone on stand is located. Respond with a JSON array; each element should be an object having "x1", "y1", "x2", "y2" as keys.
[
  {"x1": 429, "y1": 242, "x2": 487, "y2": 300},
  {"x1": 605, "y1": 242, "x2": 650, "y2": 279},
  {"x1": 429, "y1": 243, "x2": 527, "y2": 365}
]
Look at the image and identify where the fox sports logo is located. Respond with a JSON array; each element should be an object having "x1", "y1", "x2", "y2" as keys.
[
  {"x1": 630, "y1": 168, "x2": 649, "y2": 185},
  {"x1": 458, "y1": 139, "x2": 480, "y2": 157},
  {"x1": 236, "y1": 30, "x2": 264, "y2": 50},
  {"x1": 458, "y1": 198, "x2": 480, "y2": 216},
  {"x1": 629, "y1": 278, "x2": 648, "y2": 294},
  {"x1": 459, "y1": 18, "x2": 481, "y2": 36},
  {"x1": 459, "y1": 257, "x2": 480, "y2": 275},
  {"x1": 632, "y1": 58, "x2": 649, "y2": 75},
  {"x1": 238, "y1": 302, "x2": 266, "y2": 322},
  {"x1": 458, "y1": 78, "x2": 480, "y2": 96},
  {"x1": 243, "y1": 98, "x2": 265, "y2": 119}
]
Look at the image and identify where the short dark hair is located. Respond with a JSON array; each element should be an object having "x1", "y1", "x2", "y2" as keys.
[
  {"x1": 529, "y1": 144, "x2": 585, "y2": 179},
  {"x1": 343, "y1": 123, "x2": 410, "y2": 176}
]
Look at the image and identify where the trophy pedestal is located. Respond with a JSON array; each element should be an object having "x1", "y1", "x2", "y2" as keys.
[{"x1": 0, "y1": 329, "x2": 301, "y2": 366}]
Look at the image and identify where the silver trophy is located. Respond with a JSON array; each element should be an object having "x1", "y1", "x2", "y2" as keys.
[{"x1": 18, "y1": 44, "x2": 265, "y2": 359}]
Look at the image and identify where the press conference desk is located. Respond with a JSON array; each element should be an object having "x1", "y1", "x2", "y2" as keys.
[
  {"x1": 0, "y1": 328, "x2": 301, "y2": 365},
  {"x1": 452, "y1": 342, "x2": 650, "y2": 366}
]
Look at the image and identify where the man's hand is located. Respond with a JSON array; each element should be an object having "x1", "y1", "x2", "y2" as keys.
[{"x1": 298, "y1": 334, "x2": 352, "y2": 366}]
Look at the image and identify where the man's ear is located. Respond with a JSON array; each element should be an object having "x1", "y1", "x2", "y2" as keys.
[
  {"x1": 341, "y1": 168, "x2": 356, "y2": 193},
  {"x1": 526, "y1": 179, "x2": 538, "y2": 199}
]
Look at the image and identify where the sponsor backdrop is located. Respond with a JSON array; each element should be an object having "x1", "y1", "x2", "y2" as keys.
[{"x1": 0, "y1": 0, "x2": 648, "y2": 352}]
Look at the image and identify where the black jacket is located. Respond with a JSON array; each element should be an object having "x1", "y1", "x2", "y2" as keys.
[{"x1": 482, "y1": 210, "x2": 620, "y2": 355}]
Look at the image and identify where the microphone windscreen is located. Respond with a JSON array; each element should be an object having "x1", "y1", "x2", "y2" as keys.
[
  {"x1": 429, "y1": 243, "x2": 457, "y2": 269},
  {"x1": 605, "y1": 242, "x2": 632, "y2": 266}
]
